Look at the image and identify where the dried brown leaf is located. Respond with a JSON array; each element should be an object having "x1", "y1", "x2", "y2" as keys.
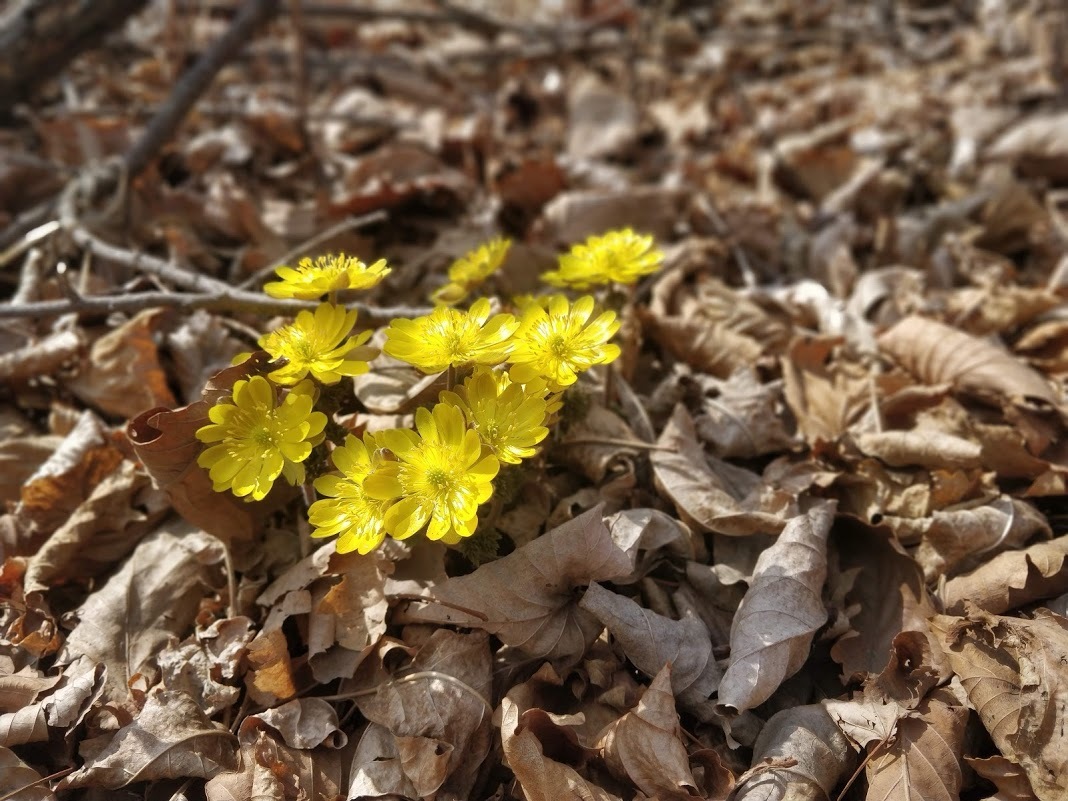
[
  {"x1": 878, "y1": 316, "x2": 1058, "y2": 406},
  {"x1": 596, "y1": 665, "x2": 698, "y2": 801},
  {"x1": 245, "y1": 628, "x2": 300, "y2": 707},
  {"x1": 65, "y1": 308, "x2": 176, "y2": 419},
  {"x1": 694, "y1": 369, "x2": 798, "y2": 459},
  {"x1": 781, "y1": 335, "x2": 872, "y2": 444},
  {"x1": 579, "y1": 582, "x2": 720, "y2": 715},
  {"x1": 58, "y1": 687, "x2": 238, "y2": 789},
  {"x1": 853, "y1": 429, "x2": 983, "y2": 469},
  {"x1": 932, "y1": 609, "x2": 1068, "y2": 801},
  {"x1": 0, "y1": 745, "x2": 55, "y2": 801},
  {"x1": 942, "y1": 534, "x2": 1068, "y2": 614},
  {"x1": 567, "y1": 71, "x2": 638, "y2": 160},
  {"x1": 718, "y1": 501, "x2": 835, "y2": 715},
  {"x1": 347, "y1": 723, "x2": 449, "y2": 800},
  {"x1": 407, "y1": 505, "x2": 630, "y2": 665},
  {"x1": 157, "y1": 618, "x2": 254, "y2": 715},
  {"x1": 734, "y1": 705, "x2": 855, "y2": 801},
  {"x1": 501, "y1": 695, "x2": 623, "y2": 801},
  {"x1": 966, "y1": 755, "x2": 1039, "y2": 801},
  {"x1": 987, "y1": 112, "x2": 1068, "y2": 181},
  {"x1": 864, "y1": 689, "x2": 968, "y2": 801},
  {"x1": 57, "y1": 524, "x2": 224, "y2": 705},
  {"x1": 251, "y1": 698, "x2": 346, "y2": 750},
  {"x1": 0, "y1": 435, "x2": 60, "y2": 507},
  {"x1": 652, "y1": 405, "x2": 791, "y2": 536}
]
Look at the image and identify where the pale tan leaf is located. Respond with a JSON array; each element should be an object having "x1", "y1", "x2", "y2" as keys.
[
  {"x1": 853, "y1": 429, "x2": 982, "y2": 469},
  {"x1": 567, "y1": 71, "x2": 638, "y2": 160},
  {"x1": 878, "y1": 315, "x2": 1058, "y2": 405},
  {"x1": 652, "y1": 405, "x2": 792, "y2": 536},
  {"x1": 987, "y1": 112, "x2": 1068, "y2": 181},
  {"x1": 0, "y1": 703, "x2": 46, "y2": 746},
  {"x1": 694, "y1": 368, "x2": 798, "y2": 459},
  {"x1": 966, "y1": 755, "x2": 1039, "y2": 801},
  {"x1": 501, "y1": 696, "x2": 623, "y2": 801},
  {"x1": 916, "y1": 498, "x2": 1051, "y2": 581},
  {"x1": 824, "y1": 695, "x2": 909, "y2": 751},
  {"x1": 406, "y1": 505, "x2": 631, "y2": 665},
  {"x1": 718, "y1": 502, "x2": 835, "y2": 714},
  {"x1": 158, "y1": 618, "x2": 253, "y2": 715},
  {"x1": 0, "y1": 435, "x2": 61, "y2": 506},
  {"x1": 932, "y1": 609, "x2": 1068, "y2": 801},
  {"x1": 864, "y1": 690, "x2": 968, "y2": 801},
  {"x1": 596, "y1": 665, "x2": 699, "y2": 801},
  {"x1": 0, "y1": 745, "x2": 55, "y2": 801},
  {"x1": 56, "y1": 524, "x2": 224, "y2": 705},
  {"x1": 58, "y1": 688, "x2": 238, "y2": 789},
  {"x1": 781, "y1": 335, "x2": 872, "y2": 444},
  {"x1": 734, "y1": 705, "x2": 856, "y2": 801},
  {"x1": 251, "y1": 698, "x2": 346, "y2": 750},
  {"x1": 942, "y1": 534, "x2": 1068, "y2": 614},
  {"x1": 579, "y1": 582, "x2": 720, "y2": 715},
  {"x1": 607, "y1": 507, "x2": 695, "y2": 584}
]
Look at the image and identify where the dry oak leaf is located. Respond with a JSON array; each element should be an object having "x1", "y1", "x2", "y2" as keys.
[
  {"x1": 931, "y1": 609, "x2": 1068, "y2": 801},
  {"x1": 734, "y1": 704, "x2": 855, "y2": 801},
  {"x1": 717, "y1": 501, "x2": 835, "y2": 715},
  {"x1": 864, "y1": 689, "x2": 969, "y2": 801},
  {"x1": 966, "y1": 755, "x2": 1040, "y2": 801},
  {"x1": 58, "y1": 687, "x2": 238, "y2": 790},
  {"x1": 407, "y1": 505, "x2": 631, "y2": 665},
  {"x1": 653, "y1": 405, "x2": 792, "y2": 537},
  {"x1": 878, "y1": 315, "x2": 1059, "y2": 406},
  {"x1": 942, "y1": 533, "x2": 1068, "y2": 615},
  {"x1": 56, "y1": 524, "x2": 224, "y2": 706},
  {"x1": 501, "y1": 695, "x2": 623, "y2": 801},
  {"x1": 596, "y1": 664, "x2": 700, "y2": 801},
  {"x1": 579, "y1": 582, "x2": 721, "y2": 717}
]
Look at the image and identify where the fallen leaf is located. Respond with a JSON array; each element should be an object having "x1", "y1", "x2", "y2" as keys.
[
  {"x1": 251, "y1": 698, "x2": 346, "y2": 750},
  {"x1": 0, "y1": 745, "x2": 55, "y2": 801},
  {"x1": 853, "y1": 429, "x2": 983, "y2": 469},
  {"x1": 579, "y1": 582, "x2": 720, "y2": 717},
  {"x1": 932, "y1": 609, "x2": 1068, "y2": 801},
  {"x1": 596, "y1": 665, "x2": 698, "y2": 801},
  {"x1": 734, "y1": 704, "x2": 856, "y2": 801},
  {"x1": 567, "y1": 71, "x2": 638, "y2": 160},
  {"x1": 245, "y1": 628, "x2": 300, "y2": 707},
  {"x1": 942, "y1": 534, "x2": 1068, "y2": 614},
  {"x1": 718, "y1": 501, "x2": 835, "y2": 714},
  {"x1": 966, "y1": 755, "x2": 1039, "y2": 801},
  {"x1": 406, "y1": 505, "x2": 631, "y2": 665},
  {"x1": 693, "y1": 368, "x2": 798, "y2": 459},
  {"x1": 878, "y1": 315, "x2": 1059, "y2": 406},
  {"x1": 987, "y1": 111, "x2": 1068, "y2": 181},
  {"x1": 58, "y1": 687, "x2": 238, "y2": 789},
  {"x1": 652, "y1": 405, "x2": 791, "y2": 536},
  {"x1": 782, "y1": 335, "x2": 872, "y2": 444}
]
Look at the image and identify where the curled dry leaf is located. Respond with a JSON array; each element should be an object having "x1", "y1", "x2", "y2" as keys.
[
  {"x1": 579, "y1": 582, "x2": 720, "y2": 717},
  {"x1": 567, "y1": 71, "x2": 638, "y2": 161},
  {"x1": 353, "y1": 629, "x2": 492, "y2": 801},
  {"x1": 406, "y1": 505, "x2": 631, "y2": 665},
  {"x1": 718, "y1": 501, "x2": 835, "y2": 715},
  {"x1": 501, "y1": 695, "x2": 623, "y2": 801},
  {"x1": 347, "y1": 722, "x2": 449, "y2": 800},
  {"x1": 251, "y1": 698, "x2": 346, "y2": 750},
  {"x1": 64, "y1": 308, "x2": 176, "y2": 419},
  {"x1": 607, "y1": 507, "x2": 696, "y2": 584},
  {"x1": 0, "y1": 745, "x2": 55, "y2": 801},
  {"x1": 0, "y1": 433, "x2": 61, "y2": 507},
  {"x1": 596, "y1": 665, "x2": 699, "y2": 801},
  {"x1": 915, "y1": 498, "x2": 1050, "y2": 582},
  {"x1": 878, "y1": 315, "x2": 1058, "y2": 406},
  {"x1": 23, "y1": 460, "x2": 168, "y2": 593},
  {"x1": 932, "y1": 609, "x2": 1068, "y2": 801},
  {"x1": 56, "y1": 524, "x2": 224, "y2": 705},
  {"x1": 58, "y1": 687, "x2": 238, "y2": 789},
  {"x1": 853, "y1": 429, "x2": 982, "y2": 469},
  {"x1": 694, "y1": 369, "x2": 797, "y2": 459},
  {"x1": 987, "y1": 111, "x2": 1068, "y2": 181},
  {"x1": 734, "y1": 704, "x2": 855, "y2": 801},
  {"x1": 653, "y1": 405, "x2": 791, "y2": 536},
  {"x1": 245, "y1": 628, "x2": 300, "y2": 708},
  {"x1": 157, "y1": 618, "x2": 254, "y2": 716},
  {"x1": 942, "y1": 534, "x2": 1068, "y2": 614},
  {"x1": 966, "y1": 755, "x2": 1039, "y2": 801},
  {"x1": 781, "y1": 334, "x2": 873, "y2": 444},
  {"x1": 830, "y1": 517, "x2": 936, "y2": 681}
]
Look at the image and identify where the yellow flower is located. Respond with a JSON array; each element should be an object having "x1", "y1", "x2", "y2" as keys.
[
  {"x1": 364, "y1": 403, "x2": 499, "y2": 544},
  {"x1": 196, "y1": 377, "x2": 327, "y2": 500},
  {"x1": 264, "y1": 254, "x2": 390, "y2": 299},
  {"x1": 508, "y1": 295, "x2": 620, "y2": 388},
  {"x1": 431, "y1": 237, "x2": 511, "y2": 306},
  {"x1": 257, "y1": 303, "x2": 377, "y2": 385},
  {"x1": 441, "y1": 367, "x2": 549, "y2": 464},
  {"x1": 310, "y1": 432, "x2": 399, "y2": 554},
  {"x1": 543, "y1": 228, "x2": 663, "y2": 289},
  {"x1": 382, "y1": 298, "x2": 518, "y2": 374}
]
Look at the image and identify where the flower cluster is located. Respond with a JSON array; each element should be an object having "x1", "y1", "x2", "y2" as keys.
[{"x1": 196, "y1": 229, "x2": 662, "y2": 556}]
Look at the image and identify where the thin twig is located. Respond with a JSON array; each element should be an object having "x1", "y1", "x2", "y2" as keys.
[
  {"x1": 0, "y1": 768, "x2": 73, "y2": 801},
  {"x1": 319, "y1": 670, "x2": 492, "y2": 712}
]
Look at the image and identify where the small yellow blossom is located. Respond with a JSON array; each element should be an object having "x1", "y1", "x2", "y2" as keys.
[
  {"x1": 431, "y1": 237, "x2": 511, "y2": 306},
  {"x1": 196, "y1": 377, "x2": 327, "y2": 501},
  {"x1": 310, "y1": 432, "x2": 399, "y2": 554},
  {"x1": 382, "y1": 297, "x2": 518, "y2": 374},
  {"x1": 257, "y1": 303, "x2": 377, "y2": 385},
  {"x1": 264, "y1": 254, "x2": 390, "y2": 299},
  {"x1": 508, "y1": 295, "x2": 620, "y2": 389},
  {"x1": 363, "y1": 403, "x2": 499, "y2": 544},
  {"x1": 441, "y1": 367, "x2": 549, "y2": 464},
  {"x1": 542, "y1": 228, "x2": 663, "y2": 289}
]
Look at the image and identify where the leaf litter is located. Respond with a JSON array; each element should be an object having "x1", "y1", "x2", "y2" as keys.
[{"x1": 2, "y1": 0, "x2": 1068, "y2": 799}]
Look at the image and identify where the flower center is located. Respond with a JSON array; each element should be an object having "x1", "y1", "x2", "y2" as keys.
[
  {"x1": 425, "y1": 465, "x2": 455, "y2": 493},
  {"x1": 548, "y1": 333, "x2": 571, "y2": 358}
]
